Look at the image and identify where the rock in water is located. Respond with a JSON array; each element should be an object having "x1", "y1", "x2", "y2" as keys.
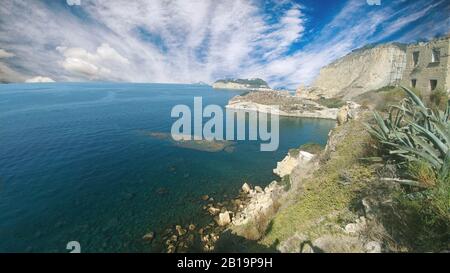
[
  {"x1": 188, "y1": 224, "x2": 196, "y2": 231},
  {"x1": 217, "y1": 211, "x2": 231, "y2": 226},
  {"x1": 241, "y1": 183, "x2": 251, "y2": 194},
  {"x1": 254, "y1": 186, "x2": 263, "y2": 193},
  {"x1": 207, "y1": 207, "x2": 220, "y2": 215},
  {"x1": 201, "y1": 195, "x2": 209, "y2": 201},
  {"x1": 142, "y1": 232, "x2": 155, "y2": 242},
  {"x1": 175, "y1": 225, "x2": 186, "y2": 236}
]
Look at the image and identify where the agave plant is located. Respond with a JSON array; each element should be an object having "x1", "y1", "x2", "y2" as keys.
[{"x1": 367, "y1": 86, "x2": 450, "y2": 185}]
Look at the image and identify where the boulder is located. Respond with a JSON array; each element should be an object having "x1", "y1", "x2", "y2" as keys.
[
  {"x1": 337, "y1": 105, "x2": 349, "y2": 125},
  {"x1": 175, "y1": 225, "x2": 186, "y2": 236},
  {"x1": 207, "y1": 207, "x2": 220, "y2": 215},
  {"x1": 312, "y1": 234, "x2": 364, "y2": 253},
  {"x1": 216, "y1": 211, "x2": 231, "y2": 226},
  {"x1": 344, "y1": 217, "x2": 367, "y2": 234},
  {"x1": 274, "y1": 151, "x2": 314, "y2": 177},
  {"x1": 365, "y1": 241, "x2": 382, "y2": 253},
  {"x1": 242, "y1": 183, "x2": 251, "y2": 194},
  {"x1": 201, "y1": 195, "x2": 209, "y2": 201}
]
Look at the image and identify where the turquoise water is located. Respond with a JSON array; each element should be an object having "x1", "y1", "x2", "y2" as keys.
[{"x1": 0, "y1": 83, "x2": 335, "y2": 252}]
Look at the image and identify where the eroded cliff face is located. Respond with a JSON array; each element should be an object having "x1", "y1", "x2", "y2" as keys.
[{"x1": 297, "y1": 44, "x2": 406, "y2": 99}]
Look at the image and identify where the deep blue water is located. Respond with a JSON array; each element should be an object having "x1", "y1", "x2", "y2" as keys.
[{"x1": 0, "y1": 83, "x2": 335, "y2": 252}]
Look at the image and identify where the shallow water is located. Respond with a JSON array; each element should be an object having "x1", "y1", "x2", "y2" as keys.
[{"x1": 0, "y1": 83, "x2": 335, "y2": 252}]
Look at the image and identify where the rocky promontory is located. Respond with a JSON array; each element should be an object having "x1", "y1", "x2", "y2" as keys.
[
  {"x1": 226, "y1": 91, "x2": 339, "y2": 119},
  {"x1": 212, "y1": 78, "x2": 272, "y2": 91}
]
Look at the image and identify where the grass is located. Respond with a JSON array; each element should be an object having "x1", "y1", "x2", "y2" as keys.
[
  {"x1": 407, "y1": 161, "x2": 437, "y2": 188},
  {"x1": 430, "y1": 89, "x2": 449, "y2": 111},
  {"x1": 258, "y1": 86, "x2": 449, "y2": 251},
  {"x1": 261, "y1": 118, "x2": 376, "y2": 245},
  {"x1": 288, "y1": 143, "x2": 323, "y2": 157},
  {"x1": 354, "y1": 86, "x2": 422, "y2": 111},
  {"x1": 316, "y1": 97, "x2": 346, "y2": 109}
]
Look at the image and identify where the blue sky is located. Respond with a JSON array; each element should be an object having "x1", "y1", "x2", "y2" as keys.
[{"x1": 0, "y1": 0, "x2": 449, "y2": 88}]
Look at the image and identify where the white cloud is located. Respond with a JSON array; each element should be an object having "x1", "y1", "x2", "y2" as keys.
[
  {"x1": 0, "y1": 0, "x2": 447, "y2": 87},
  {"x1": 66, "y1": 0, "x2": 81, "y2": 6},
  {"x1": 0, "y1": 62, "x2": 25, "y2": 83},
  {"x1": 0, "y1": 48, "x2": 15, "y2": 58},
  {"x1": 56, "y1": 43, "x2": 129, "y2": 80},
  {"x1": 25, "y1": 76, "x2": 55, "y2": 83}
]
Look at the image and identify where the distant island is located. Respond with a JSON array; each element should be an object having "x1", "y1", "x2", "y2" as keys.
[{"x1": 212, "y1": 78, "x2": 272, "y2": 91}]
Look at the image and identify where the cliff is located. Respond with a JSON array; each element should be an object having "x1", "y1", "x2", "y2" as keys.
[
  {"x1": 297, "y1": 43, "x2": 407, "y2": 99},
  {"x1": 212, "y1": 78, "x2": 272, "y2": 91}
]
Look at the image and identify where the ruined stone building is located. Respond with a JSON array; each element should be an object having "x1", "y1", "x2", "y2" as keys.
[{"x1": 401, "y1": 36, "x2": 450, "y2": 95}]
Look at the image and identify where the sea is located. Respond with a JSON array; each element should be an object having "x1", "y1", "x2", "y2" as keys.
[{"x1": 0, "y1": 83, "x2": 335, "y2": 252}]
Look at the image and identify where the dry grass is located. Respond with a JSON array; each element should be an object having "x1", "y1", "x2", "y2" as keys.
[{"x1": 261, "y1": 118, "x2": 376, "y2": 245}]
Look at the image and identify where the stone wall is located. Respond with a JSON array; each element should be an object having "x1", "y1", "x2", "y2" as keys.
[{"x1": 400, "y1": 36, "x2": 450, "y2": 96}]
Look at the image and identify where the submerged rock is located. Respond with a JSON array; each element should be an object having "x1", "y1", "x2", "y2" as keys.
[
  {"x1": 142, "y1": 231, "x2": 155, "y2": 242},
  {"x1": 201, "y1": 195, "x2": 210, "y2": 201},
  {"x1": 148, "y1": 132, "x2": 235, "y2": 153}
]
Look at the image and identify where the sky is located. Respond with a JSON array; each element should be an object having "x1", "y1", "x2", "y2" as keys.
[{"x1": 0, "y1": 0, "x2": 449, "y2": 88}]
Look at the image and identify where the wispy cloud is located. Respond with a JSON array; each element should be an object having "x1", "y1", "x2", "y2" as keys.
[{"x1": 0, "y1": 0, "x2": 448, "y2": 87}]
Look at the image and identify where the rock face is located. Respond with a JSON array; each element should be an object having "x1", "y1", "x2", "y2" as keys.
[
  {"x1": 231, "y1": 181, "x2": 284, "y2": 240},
  {"x1": 336, "y1": 101, "x2": 362, "y2": 125},
  {"x1": 216, "y1": 211, "x2": 231, "y2": 226},
  {"x1": 273, "y1": 151, "x2": 314, "y2": 177},
  {"x1": 298, "y1": 44, "x2": 406, "y2": 99},
  {"x1": 241, "y1": 183, "x2": 251, "y2": 194}
]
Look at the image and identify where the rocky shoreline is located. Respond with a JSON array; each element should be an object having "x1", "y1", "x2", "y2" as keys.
[
  {"x1": 226, "y1": 91, "x2": 339, "y2": 120},
  {"x1": 141, "y1": 97, "x2": 365, "y2": 253}
]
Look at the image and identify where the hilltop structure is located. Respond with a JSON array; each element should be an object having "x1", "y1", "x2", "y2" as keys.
[{"x1": 400, "y1": 36, "x2": 450, "y2": 96}]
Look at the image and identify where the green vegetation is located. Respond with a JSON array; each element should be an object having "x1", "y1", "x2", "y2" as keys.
[
  {"x1": 262, "y1": 119, "x2": 376, "y2": 245},
  {"x1": 430, "y1": 89, "x2": 449, "y2": 111},
  {"x1": 367, "y1": 86, "x2": 450, "y2": 251},
  {"x1": 215, "y1": 78, "x2": 269, "y2": 88},
  {"x1": 258, "y1": 86, "x2": 449, "y2": 252},
  {"x1": 367, "y1": 86, "x2": 449, "y2": 184},
  {"x1": 279, "y1": 175, "x2": 291, "y2": 191},
  {"x1": 288, "y1": 143, "x2": 323, "y2": 158},
  {"x1": 316, "y1": 97, "x2": 346, "y2": 109},
  {"x1": 355, "y1": 86, "x2": 422, "y2": 111},
  {"x1": 299, "y1": 143, "x2": 324, "y2": 154}
]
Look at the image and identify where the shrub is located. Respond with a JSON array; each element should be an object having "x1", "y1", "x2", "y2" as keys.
[
  {"x1": 279, "y1": 175, "x2": 291, "y2": 191},
  {"x1": 317, "y1": 97, "x2": 346, "y2": 109},
  {"x1": 367, "y1": 86, "x2": 449, "y2": 182},
  {"x1": 367, "y1": 86, "x2": 450, "y2": 251},
  {"x1": 430, "y1": 89, "x2": 449, "y2": 111},
  {"x1": 407, "y1": 160, "x2": 437, "y2": 188},
  {"x1": 298, "y1": 143, "x2": 324, "y2": 154}
]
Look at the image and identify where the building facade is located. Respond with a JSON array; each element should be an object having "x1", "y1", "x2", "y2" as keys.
[{"x1": 401, "y1": 36, "x2": 450, "y2": 96}]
